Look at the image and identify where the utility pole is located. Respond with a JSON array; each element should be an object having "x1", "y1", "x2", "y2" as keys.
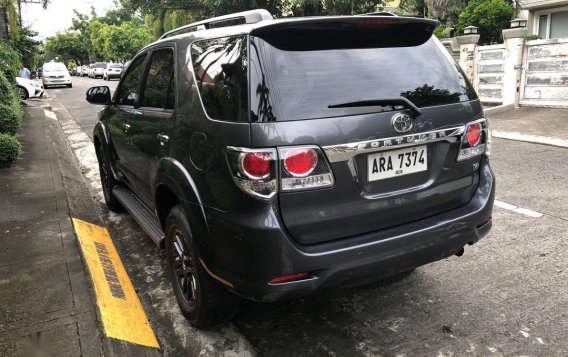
[
  {"x1": 17, "y1": 0, "x2": 41, "y2": 28},
  {"x1": 0, "y1": 5, "x2": 8, "y2": 41}
]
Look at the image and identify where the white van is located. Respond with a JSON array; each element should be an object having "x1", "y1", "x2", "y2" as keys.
[{"x1": 42, "y1": 62, "x2": 72, "y2": 89}]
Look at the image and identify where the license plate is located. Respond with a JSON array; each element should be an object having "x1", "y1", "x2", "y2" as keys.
[{"x1": 368, "y1": 145, "x2": 427, "y2": 181}]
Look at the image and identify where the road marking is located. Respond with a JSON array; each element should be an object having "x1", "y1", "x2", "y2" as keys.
[
  {"x1": 493, "y1": 130, "x2": 568, "y2": 149},
  {"x1": 44, "y1": 109, "x2": 57, "y2": 120},
  {"x1": 72, "y1": 218, "x2": 160, "y2": 348},
  {"x1": 494, "y1": 200, "x2": 543, "y2": 218}
]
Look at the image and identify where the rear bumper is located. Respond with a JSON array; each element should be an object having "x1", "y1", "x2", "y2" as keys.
[{"x1": 201, "y1": 157, "x2": 495, "y2": 302}]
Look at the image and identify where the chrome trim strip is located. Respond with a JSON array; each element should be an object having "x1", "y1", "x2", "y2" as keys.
[{"x1": 322, "y1": 126, "x2": 465, "y2": 163}]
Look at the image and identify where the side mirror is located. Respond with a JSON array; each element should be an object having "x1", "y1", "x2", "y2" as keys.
[{"x1": 86, "y1": 86, "x2": 111, "y2": 105}]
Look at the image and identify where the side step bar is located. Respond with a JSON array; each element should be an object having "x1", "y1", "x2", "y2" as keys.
[{"x1": 113, "y1": 186, "x2": 164, "y2": 247}]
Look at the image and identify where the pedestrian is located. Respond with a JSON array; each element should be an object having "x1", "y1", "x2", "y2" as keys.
[{"x1": 19, "y1": 63, "x2": 31, "y2": 79}]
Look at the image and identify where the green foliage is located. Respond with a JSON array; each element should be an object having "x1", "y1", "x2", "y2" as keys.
[
  {"x1": 457, "y1": 0, "x2": 515, "y2": 44},
  {"x1": 525, "y1": 35, "x2": 541, "y2": 42},
  {"x1": 0, "y1": 41, "x2": 21, "y2": 80},
  {"x1": 11, "y1": 27, "x2": 42, "y2": 70},
  {"x1": 0, "y1": 104, "x2": 23, "y2": 135},
  {"x1": 0, "y1": 133, "x2": 22, "y2": 169},
  {"x1": 0, "y1": 71, "x2": 18, "y2": 107},
  {"x1": 45, "y1": 32, "x2": 89, "y2": 64},
  {"x1": 434, "y1": 25, "x2": 453, "y2": 38}
]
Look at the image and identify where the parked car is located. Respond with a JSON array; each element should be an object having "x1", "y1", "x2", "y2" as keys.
[
  {"x1": 82, "y1": 65, "x2": 90, "y2": 77},
  {"x1": 36, "y1": 67, "x2": 42, "y2": 79},
  {"x1": 42, "y1": 62, "x2": 72, "y2": 88},
  {"x1": 90, "y1": 62, "x2": 107, "y2": 79},
  {"x1": 70, "y1": 67, "x2": 77, "y2": 76},
  {"x1": 86, "y1": 64, "x2": 94, "y2": 77},
  {"x1": 16, "y1": 77, "x2": 44, "y2": 99},
  {"x1": 76, "y1": 66, "x2": 83, "y2": 76},
  {"x1": 87, "y1": 10, "x2": 495, "y2": 328},
  {"x1": 103, "y1": 63, "x2": 123, "y2": 81}
]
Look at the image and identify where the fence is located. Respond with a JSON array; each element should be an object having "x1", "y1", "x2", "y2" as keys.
[
  {"x1": 474, "y1": 45, "x2": 506, "y2": 105},
  {"x1": 521, "y1": 38, "x2": 568, "y2": 108}
]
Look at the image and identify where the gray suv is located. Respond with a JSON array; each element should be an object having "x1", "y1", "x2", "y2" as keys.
[{"x1": 87, "y1": 9, "x2": 495, "y2": 328}]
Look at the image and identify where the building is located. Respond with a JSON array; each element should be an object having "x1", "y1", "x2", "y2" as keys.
[{"x1": 521, "y1": 0, "x2": 568, "y2": 39}]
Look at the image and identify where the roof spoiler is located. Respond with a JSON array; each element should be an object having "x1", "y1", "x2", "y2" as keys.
[
  {"x1": 159, "y1": 9, "x2": 273, "y2": 40},
  {"x1": 251, "y1": 16, "x2": 440, "y2": 51}
]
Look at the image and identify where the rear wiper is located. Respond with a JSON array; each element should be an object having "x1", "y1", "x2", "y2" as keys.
[{"x1": 328, "y1": 97, "x2": 422, "y2": 117}]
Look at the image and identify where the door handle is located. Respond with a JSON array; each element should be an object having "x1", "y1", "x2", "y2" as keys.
[{"x1": 157, "y1": 133, "x2": 170, "y2": 146}]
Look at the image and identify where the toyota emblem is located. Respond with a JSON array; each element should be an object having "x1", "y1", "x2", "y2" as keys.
[{"x1": 391, "y1": 113, "x2": 414, "y2": 133}]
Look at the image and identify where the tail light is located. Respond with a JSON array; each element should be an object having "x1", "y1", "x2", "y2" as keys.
[
  {"x1": 457, "y1": 119, "x2": 488, "y2": 162},
  {"x1": 226, "y1": 147, "x2": 277, "y2": 200},
  {"x1": 278, "y1": 146, "x2": 334, "y2": 192},
  {"x1": 226, "y1": 146, "x2": 334, "y2": 200}
]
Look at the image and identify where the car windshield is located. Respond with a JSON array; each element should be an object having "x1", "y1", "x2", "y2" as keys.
[
  {"x1": 249, "y1": 36, "x2": 477, "y2": 122},
  {"x1": 95, "y1": 63, "x2": 107, "y2": 68},
  {"x1": 110, "y1": 64, "x2": 122, "y2": 68},
  {"x1": 43, "y1": 63, "x2": 67, "y2": 72}
]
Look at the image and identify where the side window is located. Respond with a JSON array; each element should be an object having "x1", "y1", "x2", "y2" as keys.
[
  {"x1": 141, "y1": 49, "x2": 175, "y2": 110},
  {"x1": 191, "y1": 36, "x2": 248, "y2": 122},
  {"x1": 116, "y1": 54, "x2": 146, "y2": 106}
]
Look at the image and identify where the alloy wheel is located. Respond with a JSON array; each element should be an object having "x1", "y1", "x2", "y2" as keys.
[{"x1": 172, "y1": 229, "x2": 197, "y2": 306}]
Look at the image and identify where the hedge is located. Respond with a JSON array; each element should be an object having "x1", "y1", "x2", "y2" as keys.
[
  {"x1": 0, "y1": 104, "x2": 22, "y2": 135},
  {"x1": 0, "y1": 133, "x2": 22, "y2": 169},
  {"x1": 0, "y1": 41, "x2": 21, "y2": 80},
  {"x1": 0, "y1": 71, "x2": 18, "y2": 107}
]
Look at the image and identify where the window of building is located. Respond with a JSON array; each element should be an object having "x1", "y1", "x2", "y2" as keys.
[{"x1": 536, "y1": 9, "x2": 568, "y2": 39}]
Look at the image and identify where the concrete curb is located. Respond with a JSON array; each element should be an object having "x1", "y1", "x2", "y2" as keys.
[
  {"x1": 484, "y1": 104, "x2": 515, "y2": 116},
  {"x1": 493, "y1": 130, "x2": 568, "y2": 149}
]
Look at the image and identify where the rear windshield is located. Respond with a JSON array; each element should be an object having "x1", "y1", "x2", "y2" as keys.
[
  {"x1": 95, "y1": 63, "x2": 107, "y2": 68},
  {"x1": 110, "y1": 64, "x2": 122, "y2": 68},
  {"x1": 249, "y1": 36, "x2": 477, "y2": 122}
]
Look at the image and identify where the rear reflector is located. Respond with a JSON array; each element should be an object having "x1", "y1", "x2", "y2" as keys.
[
  {"x1": 476, "y1": 217, "x2": 492, "y2": 228},
  {"x1": 269, "y1": 272, "x2": 309, "y2": 284}
]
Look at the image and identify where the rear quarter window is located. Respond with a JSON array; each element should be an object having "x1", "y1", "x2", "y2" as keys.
[{"x1": 190, "y1": 36, "x2": 248, "y2": 122}]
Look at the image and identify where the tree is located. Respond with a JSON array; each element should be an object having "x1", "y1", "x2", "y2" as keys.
[
  {"x1": 98, "y1": 21, "x2": 154, "y2": 61},
  {"x1": 457, "y1": 0, "x2": 514, "y2": 44},
  {"x1": 44, "y1": 32, "x2": 89, "y2": 64}
]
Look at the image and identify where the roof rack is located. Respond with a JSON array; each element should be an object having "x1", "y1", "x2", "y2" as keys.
[{"x1": 159, "y1": 9, "x2": 273, "y2": 40}]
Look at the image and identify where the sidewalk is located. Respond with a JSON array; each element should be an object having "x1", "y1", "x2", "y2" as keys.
[
  {"x1": 0, "y1": 106, "x2": 103, "y2": 356},
  {"x1": 488, "y1": 107, "x2": 568, "y2": 148}
]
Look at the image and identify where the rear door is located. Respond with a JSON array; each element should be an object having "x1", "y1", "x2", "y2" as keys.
[{"x1": 249, "y1": 17, "x2": 484, "y2": 245}]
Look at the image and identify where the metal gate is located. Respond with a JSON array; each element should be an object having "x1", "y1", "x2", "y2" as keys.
[
  {"x1": 521, "y1": 38, "x2": 568, "y2": 108},
  {"x1": 474, "y1": 44, "x2": 506, "y2": 105}
]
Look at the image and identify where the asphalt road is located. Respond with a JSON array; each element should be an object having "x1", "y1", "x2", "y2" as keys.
[{"x1": 48, "y1": 77, "x2": 568, "y2": 356}]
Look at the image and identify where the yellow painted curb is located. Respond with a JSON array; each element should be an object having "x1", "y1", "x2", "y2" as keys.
[{"x1": 72, "y1": 218, "x2": 160, "y2": 348}]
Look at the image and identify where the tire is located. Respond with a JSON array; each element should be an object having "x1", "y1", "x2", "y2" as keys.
[
  {"x1": 165, "y1": 205, "x2": 239, "y2": 328},
  {"x1": 17, "y1": 86, "x2": 28, "y2": 100},
  {"x1": 67, "y1": 83, "x2": 72, "y2": 88},
  {"x1": 95, "y1": 146, "x2": 123, "y2": 211}
]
